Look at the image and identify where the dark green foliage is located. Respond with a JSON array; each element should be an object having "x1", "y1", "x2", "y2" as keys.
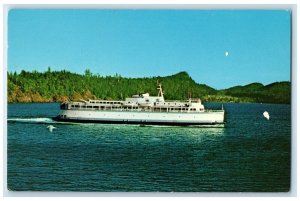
[
  {"x1": 7, "y1": 69, "x2": 291, "y2": 104},
  {"x1": 223, "y1": 81, "x2": 291, "y2": 104}
]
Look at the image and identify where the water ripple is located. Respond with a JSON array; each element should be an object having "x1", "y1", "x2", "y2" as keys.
[{"x1": 7, "y1": 103, "x2": 291, "y2": 192}]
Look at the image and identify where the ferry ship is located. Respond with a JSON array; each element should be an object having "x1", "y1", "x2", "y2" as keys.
[{"x1": 53, "y1": 84, "x2": 225, "y2": 126}]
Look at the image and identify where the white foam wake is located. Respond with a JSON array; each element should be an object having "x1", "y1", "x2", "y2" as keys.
[
  {"x1": 8, "y1": 117, "x2": 55, "y2": 124},
  {"x1": 7, "y1": 117, "x2": 84, "y2": 125}
]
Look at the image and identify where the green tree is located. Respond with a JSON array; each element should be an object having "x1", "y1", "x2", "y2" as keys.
[{"x1": 84, "y1": 68, "x2": 92, "y2": 77}]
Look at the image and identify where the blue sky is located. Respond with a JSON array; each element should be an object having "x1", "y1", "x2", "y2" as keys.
[{"x1": 8, "y1": 9, "x2": 291, "y2": 89}]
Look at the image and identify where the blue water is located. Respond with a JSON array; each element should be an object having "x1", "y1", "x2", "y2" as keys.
[{"x1": 7, "y1": 103, "x2": 291, "y2": 192}]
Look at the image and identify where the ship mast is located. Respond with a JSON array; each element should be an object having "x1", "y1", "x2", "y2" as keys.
[{"x1": 157, "y1": 83, "x2": 164, "y2": 100}]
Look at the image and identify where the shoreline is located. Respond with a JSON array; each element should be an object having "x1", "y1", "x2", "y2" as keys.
[{"x1": 7, "y1": 101, "x2": 291, "y2": 105}]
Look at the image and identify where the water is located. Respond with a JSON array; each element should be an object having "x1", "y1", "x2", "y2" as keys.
[{"x1": 7, "y1": 103, "x2": 291, "y2": 192}]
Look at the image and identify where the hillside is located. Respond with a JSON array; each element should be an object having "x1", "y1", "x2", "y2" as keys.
[
  {"x1": 7, "y1": 69, "x2": 291, "y2": 104},
  {"x1": 222, "y1": 81, "x2": 291, "y2": 104}
]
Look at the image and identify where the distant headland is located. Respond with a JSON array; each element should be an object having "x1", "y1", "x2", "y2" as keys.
[{"x1": 7, "y1": 69, "x2": 291, "y2": 104}]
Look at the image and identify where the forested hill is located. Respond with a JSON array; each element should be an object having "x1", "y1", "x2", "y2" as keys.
[
  {"x1": 222, "y1": 82, "x2": 291, "y2": 104},
  {"x1": 7, "y1": 69, "x2": 291, "y2": 104}
]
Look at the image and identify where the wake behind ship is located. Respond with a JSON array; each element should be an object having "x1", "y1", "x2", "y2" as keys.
[{"x1": 53, "y1": 84, "x2": 225, "y2": 126}]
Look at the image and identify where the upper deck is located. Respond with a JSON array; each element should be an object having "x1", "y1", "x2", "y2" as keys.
[
  {"x1": 61, "y1": 98, "x2": 205, "y2": 112},
  {"x1": 60, "y1": 84, "x2": 206, "y2": 113}
]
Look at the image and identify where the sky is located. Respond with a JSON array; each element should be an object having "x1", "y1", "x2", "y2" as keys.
[{"x1": 8, "y1": 9, "x2": 291, "y2": 89}]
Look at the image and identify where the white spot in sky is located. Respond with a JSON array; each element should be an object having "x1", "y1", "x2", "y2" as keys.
[{"x1": 225, "y1": 51, "x2": 229, "y2": 57}]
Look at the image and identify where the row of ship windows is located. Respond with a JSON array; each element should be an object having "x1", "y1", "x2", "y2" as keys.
[
  {"x1": 89, "y1": 101, "x2": 121, "y2": 104},
  {"x1": 72, "y1": 105, "x2": 139, "y2": 109},
  {"x1": 70, "y1": 105, "x2": 200, "y2": 111},
  {"x1": 88, "y1": 101, "x2": 186, "y2": 106},
  {"x1": 156, "y1": 102, "x2": 185, "y2": 106}
]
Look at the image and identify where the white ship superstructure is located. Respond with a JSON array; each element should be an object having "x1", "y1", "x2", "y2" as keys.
[{"x1": 53, "y1": 84, "x2": 225, "y2": 125}]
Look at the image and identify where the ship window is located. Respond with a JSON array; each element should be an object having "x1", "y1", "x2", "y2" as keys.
[
  {"x1": 75, "y1": 105, "x2": 79, "y2": 108},
  {"x1": 94, "y1": 106, "x2": 99, "y2": 109},
  {"x1": 87, "y1": 106, "x2": 92, "y2": 108}
]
